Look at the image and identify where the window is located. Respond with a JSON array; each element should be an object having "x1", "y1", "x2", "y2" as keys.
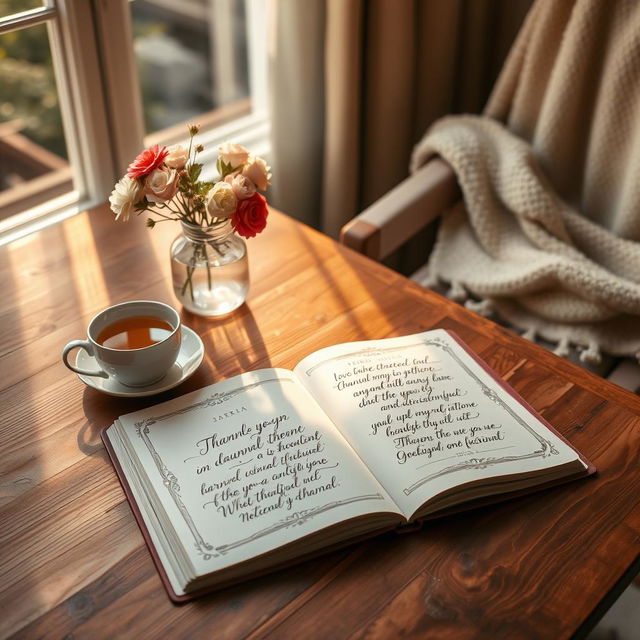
[
  {"x1": 0, "y1": 1, "x2": 112, "y2": 237},
  {"x1": 0, "y1": 0, "x2": 269, "y2": 243},
  {"x1": 133, "y1": 0, "x2": 251, "y2": 138},
  {"x1": 128, "y1": 0, "x2": 270, "y2": 177},
  {"x1": 0, "y1": 18, "x2": 73, "y2": 216}
]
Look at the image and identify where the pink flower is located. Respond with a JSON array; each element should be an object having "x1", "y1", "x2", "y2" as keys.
[
  {"x1": 217, "y1": 141, "x2": 249, "y2": 169},
  {"x1": 232, "y1": 192, "x2": 268, "y2": 238},
  {"x1": 242, "y1": 155, "x2": 271, "y2": 191},
  {"x1": 224, "y1": 173, "x2": 256, "y2": 200},
  {"x1": 127, "y1": 144, "x2": 168, "y2": 179},
  {"x1": 144, "y1": 167, "x2": 179, "y2": 203},
  {"x1": 164, "y1": 144, "x2": 188, "y2": 170}
]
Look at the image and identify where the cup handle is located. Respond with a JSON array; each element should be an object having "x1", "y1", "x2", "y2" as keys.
[{"x1": 62, "y1": 340, "x2": 109, "y2": 378}]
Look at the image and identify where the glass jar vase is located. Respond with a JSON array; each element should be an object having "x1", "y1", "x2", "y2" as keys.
[{"x1": 170, "y1": 219, "x2": 249, "y2": 316}]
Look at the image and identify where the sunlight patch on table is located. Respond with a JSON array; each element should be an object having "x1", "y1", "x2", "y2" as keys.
[{"x1": 62, "y1": 213, "x2": 109, "y2": 315}]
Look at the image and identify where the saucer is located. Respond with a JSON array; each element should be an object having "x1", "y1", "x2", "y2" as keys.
[{"x1": 76, "y1": 325, "x2": 205, "y2": 397}]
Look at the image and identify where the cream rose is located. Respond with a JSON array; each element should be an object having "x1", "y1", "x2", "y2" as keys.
[
  {"x1": 241, "y1": 155, "x2": 271, "y2": 191},
  {"x1": 144, "y1": 166, "x2": 179, "y2": 203},
  {"x1": 217, "y1": 141, "x2": 249, "y2": 168},
  {"x1": 225, "y1": 173, "x2": 256, "y2": 200},
  {"x1": 165, "y1": 144, "x2": 188, "y2": 169},
  {"x1": 109, "y1": 175, "x2": 142, "y2": 221},
  {"x1": 206, "y1": 181, "x2": 237, "y2": 218}
]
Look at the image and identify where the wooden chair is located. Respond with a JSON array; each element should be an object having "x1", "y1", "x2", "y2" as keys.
[
  {"x1": 340, "y1": 156, "x2": 640, "y2": 391},
  {"x1": 340, "y1": 157, "x2": 458, "y2": 267},
  {"x1": 340, "y1": 0, "x2": 640, "y2": 390}
]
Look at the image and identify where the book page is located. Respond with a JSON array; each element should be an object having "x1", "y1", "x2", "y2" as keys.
[
  {"x1": 111, "y1": 368, "x2": 399, "y2": 586},
  {"x1": 294, "y1": 330, "x2": 582, "y2": 518}
]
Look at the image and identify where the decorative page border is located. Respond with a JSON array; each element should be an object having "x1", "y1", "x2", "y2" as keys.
[
  {"x1": 216, "y1": 493, "x2": 384, "y2": 554},
  {"x1": 301, "y1": 336, "x2": 558, "y2": 496},
  {"x1": 134, "y1": 377, "x2": 384, "y2": 560}
]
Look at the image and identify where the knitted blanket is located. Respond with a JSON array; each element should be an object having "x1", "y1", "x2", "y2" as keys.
[{"x1": 411, "y1": 0, "x2": 640, "y2": 363}]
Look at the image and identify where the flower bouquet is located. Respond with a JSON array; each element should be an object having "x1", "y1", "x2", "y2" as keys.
[{"x1": 109, "y1": 125, "x2": 271, "y2": 316}]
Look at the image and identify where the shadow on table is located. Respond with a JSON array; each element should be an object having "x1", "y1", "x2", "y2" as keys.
[{"x1": 184, "y1": 303, "x2": 272, "y2": 378}]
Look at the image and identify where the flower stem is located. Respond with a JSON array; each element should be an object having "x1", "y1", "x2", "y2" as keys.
[
  {"x1": 205, "y1": 244, "x2": 212, "y2": 291},
  {"x1": 176, "y1": 192, "x2": 195, "y2": 223},
  {"x1": 150, "y1": 208, "x2": 176, "y2": 220},
  {"x1": 188, "y1": 267, "x2": 195, "y2": 302},
  {"x1": 180, "y1": 266, "x2": 191, "y2": 297},
  {"x1": 187, "y1": 132, "x2": 194, "y2": 165},
  {"x1": 180, "y1": 246, "x2": 200, "y2": 303},
  {"x1": 181, "y1": 264, "x2": 196, "y2": 302}
]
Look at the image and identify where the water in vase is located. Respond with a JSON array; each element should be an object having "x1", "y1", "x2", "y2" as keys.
[{"x1": 171, "y1": 245, "x2": 249, "y2": 316}]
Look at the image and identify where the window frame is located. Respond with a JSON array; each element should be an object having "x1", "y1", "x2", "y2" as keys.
[
  {"x1": 0, "y1": 0, "x2": 271, "y2": 245},
  {"x1": 0, "y1": 1, "x2": 115, "y2": 237},
  {"x1": 92, "y1": 0, "x2": 271, "y2": 178}
]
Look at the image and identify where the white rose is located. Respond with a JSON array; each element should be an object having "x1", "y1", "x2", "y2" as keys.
[
  {"x1": 224, "y1": 173, "x2": 256, "y2": 200},
  {"x1": 109, "y1": 175, "x2": 142, "y2": 221},
  {"x1": 217, "y1": 141, "x2": 249, "y2": 168},
  {"x1": 165, "y1": 144, "x2": 188, "y2": 169},
  {"x1": 206, "y1": 181, "x2": 237, "y2": 218},
  {"x1": 145, "y1": 167, "x2": 179, "y2": 203},
  {"x1": 241, "y1": 155, "x2": 271, "y2": 191}
]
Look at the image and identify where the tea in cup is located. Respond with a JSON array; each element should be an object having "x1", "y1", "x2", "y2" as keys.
[{"x1": 62, "y1": 300, "x2": 182, "y2": 387}]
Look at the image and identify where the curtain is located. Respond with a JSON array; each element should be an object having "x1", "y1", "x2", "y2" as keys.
[{"x1": 268, "y1": 0, "x2": 532, "y2": 238}]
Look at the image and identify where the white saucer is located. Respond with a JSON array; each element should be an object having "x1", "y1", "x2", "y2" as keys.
[{"x1": 76, "y1": 325, "x2": 205, "y2": 397}]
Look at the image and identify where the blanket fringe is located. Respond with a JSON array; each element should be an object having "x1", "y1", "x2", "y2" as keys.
[
  {"x1": 579, "y1": 341, "x2": 602, "y2": 365},
  {"x1": 553, "y1": 336, "x2": 571, "y2": 358},
  {"x1": 522, "y1": 327, "x2": 537, "y2": 342},
  {"x1": 465, "y1": 299, "x2": 494, "y2": 317},
  {"x1": 447, "y1": 280, "x2": 467, "y2": 302},
  {"x1": 422, "y1": 269, "x2": 440, "y2": 289}
]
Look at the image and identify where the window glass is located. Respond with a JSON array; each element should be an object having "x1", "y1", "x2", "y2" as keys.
[
  {"x1": 131, "y1": 0, "x2": 251, "y2": 138},
  {"x1": 0, "y1": 0, "x2": 42, "y2": 19},
  {"x1": 0, "y1": 21, "x2": 73, "y2": 215}
]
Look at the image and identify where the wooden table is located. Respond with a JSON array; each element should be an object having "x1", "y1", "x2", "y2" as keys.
[{"x1": 1, "y1": 204, "x2": 639, "y2": 640}]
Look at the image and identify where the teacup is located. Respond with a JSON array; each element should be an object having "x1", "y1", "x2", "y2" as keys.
[{"x1": 62, "y1": 300, "x2": 182, "y2": 387}]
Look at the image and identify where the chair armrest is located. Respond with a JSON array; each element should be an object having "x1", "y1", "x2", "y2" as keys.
[{"x1": 339, "y1": 157, "x2": 460, "y2": 260}]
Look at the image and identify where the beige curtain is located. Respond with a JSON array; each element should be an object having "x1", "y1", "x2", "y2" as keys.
[{"x1": 269, "y1": 0, "x2": 532, "y2": 237}]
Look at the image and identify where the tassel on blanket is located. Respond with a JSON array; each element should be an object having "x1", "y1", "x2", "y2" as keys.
[
  {"x1": 553, "y1": 336, "x2": 571, "y2": 358},
  {"x1": 447, "y1": 280, "x2": 467, "y2": 302},
  {"x1": 465, "y1": 299, "x2": 494, "y2": 317},
  {"x1": 522, "y1": 327, "x2": 537, "y2": 342},
  {"x1": 579, "y1": 341, "x2": 602, "y2": 365},
  {"x1": 421, "y1": 268, "x2": 440, "y2": 290}
]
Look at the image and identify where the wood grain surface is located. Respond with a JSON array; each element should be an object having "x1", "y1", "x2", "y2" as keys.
[{"x1": 0, "y1": 205, "x2": 639, "y2": 640}]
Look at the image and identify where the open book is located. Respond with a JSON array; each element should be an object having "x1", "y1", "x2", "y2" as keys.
[{"x1": 103, "y1": 329, "x2": 594, "y2": 602}]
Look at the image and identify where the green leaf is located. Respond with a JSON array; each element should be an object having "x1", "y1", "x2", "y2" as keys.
[
  {"x1": 218, "y1": 158, "x2": 239, "y2": 179},
  {"x1": 188, "y1": 163, "x2": 202, "y2": 182},
  {"x1": 197, "y1": 181, "x2": 215, "y2": 195},
  {"x1": 134, "y1": 196, "x2": 150, "y2": 211},
  {"x1": 179, "y1": 173, "x2": 190, "y2": 190}
]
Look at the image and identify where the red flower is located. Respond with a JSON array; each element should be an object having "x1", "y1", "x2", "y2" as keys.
[
  {"x1": 127, "y1": 144, "x2": 169, "y2": 179},
  {"x1": 232, "y1": 192, "x2": 268, "y2": 238}
]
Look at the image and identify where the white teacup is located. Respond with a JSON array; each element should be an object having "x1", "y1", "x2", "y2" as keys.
[{"x1": 62, "y1": 300, "x2": 182, "y2": 387}]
